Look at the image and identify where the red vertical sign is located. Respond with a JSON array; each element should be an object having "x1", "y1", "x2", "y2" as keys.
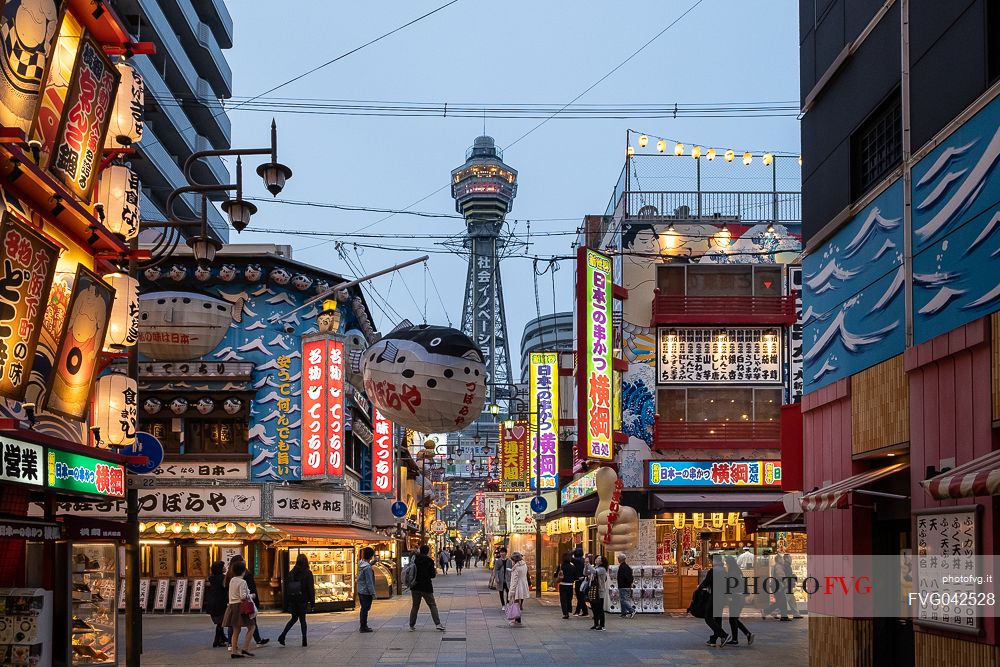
[
  {"x1": 372, "y1": 408, "x2": 394, "y2": 494},
  {"x1": 301, "y1": 339, "x2": 327, "y2": 477},
  {"x1": 326, "y1": 339, "x2": 346, "y2": 478}
]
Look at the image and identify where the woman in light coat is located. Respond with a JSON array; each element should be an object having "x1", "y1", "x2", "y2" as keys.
[
  {"x1": 589, "y1": 555, "x2": 610, "y2": 631},
  {"x1": 508, "y1": 552, "x2": 530, "y2": 625},
  {"x1": 221, "y1": 561, "x2": 256, "y2": 657}
]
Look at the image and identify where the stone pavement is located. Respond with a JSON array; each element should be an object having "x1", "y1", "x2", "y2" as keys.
[{"x1": 134, "y1": 565, "x2": 807, "y2": 666}]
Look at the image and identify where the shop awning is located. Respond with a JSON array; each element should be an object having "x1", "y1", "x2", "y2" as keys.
[
  {"x1": 800, "y1": 461, "x2": 909, "y2": 511},
  {"x1": 543, "y1": 495, "x2": 600, "y2": 521},
  {"x1": 650, "y1": 492, "x2": 784, "y2": 511},
  {"x1": 921, "y1": 449, "x2": 1000, "y2": 500},
  {"x1": 273, "y1": 524, "x2": 388, "y2": 542},
  {"x1": 756, "y1": 512, "x2": 805, "y2": 532}
]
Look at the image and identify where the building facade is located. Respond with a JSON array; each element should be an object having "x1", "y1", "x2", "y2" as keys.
[
  {"x1": 519, "y1": 312, "x2": 573, "y2": 382},
  {"x1": 799, "y1": 2, "x2": 1000, "y2": 665}
]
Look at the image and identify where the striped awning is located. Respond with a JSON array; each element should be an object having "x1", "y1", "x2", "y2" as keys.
[
  {"x1": 800, "y1": 461, "x2": 908, "y2": 511},
  {"x1": 921, "y1": 450, "x2": 1000, "y2": 500}
]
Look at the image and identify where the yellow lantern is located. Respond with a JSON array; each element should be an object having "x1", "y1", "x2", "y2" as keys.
[
  {"x1": 762, "y1": 152, "x2": 774, "y2": 166},
  {"x1": 727, "y1": 513, "x2": 739, "y2": 526},
  {"x1": 105, "y1": 61, "x2": 144, "y2": 147},
  {"x1": 724, "y1": 149, "x2": 735, "y2": 162},
  {"x1": 798, "y1": 155, "x2": 803, "y2": 166},
  {"x1": 656, "y1": 139, "x2": 666, "y2": 153},
  {"x1": 693, "y1": 513, "x2": 705, "y2": 528},
  {"x1": 626, "y1": 146, "x2": 635, "y2": 157},
  {"x1": 691, "y1": 145, "x2": 701, "y2": 159},
  {"x1": 171, "y1": 522, "x2": 182, "y2": 534},
  {"x1": 673, "y1": 512, "x2": 685, "y2": 529},
  {"x1": 206, "y1": 523, "x2": 218, "y2": 534},
  {"x1": 139, "y1": 522, "x2": 147, "y2": 532},
  {"x1": 96, "y1": 164, "x2": 140, "y2": 240},
  {"x1": 673, "y1": 142, "x2": 684, "y2": 156},
  {"x1": 92, "y1": 373, "x2": 137, "y2": 447},
  {"x1": 711, "y1": 513, "x2": 724, "y2": 528},
  {"x1": 103, "y1": 272, "x2": 138, "y2": 350},
  {"x1": 225, "y1": 522, "x2": 237, "y2": 535},
  {"x1": 742, "y1": 151, "x2": 753, "y2": 166},
  {"x1": 154, "y1": 522, "x2": 166, "y2": 534},
  {"x1": 638, "y1": 134, "x2": 648, "y2": 148},
  {"x1": 706, "y1": 148, "x2": 716, "y2": 160},
  {"x1": 189, "y1": 523, "x2": 201, "y2": 534},
  {"x1": 246, "y1": 522, "x2": 258, "y2": 534}
]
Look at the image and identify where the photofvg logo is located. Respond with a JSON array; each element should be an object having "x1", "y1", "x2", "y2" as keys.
[{"x1": 706, "y1": 555, "x2": 999, "y2": 622}]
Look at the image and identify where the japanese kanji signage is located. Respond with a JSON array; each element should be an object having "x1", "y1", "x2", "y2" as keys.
[
  {"x1": 647, "y1": 460, "x2": 782, "y2": 488},
  {"x1": 271, "y1": 487, "x2": 346, "y2": 523},
  {"x1": 149, "y1": 461, "x2": 248, "y2": 480},
  {"x1": 560, "y1": 468, "x2": 598, "y2": 505},
  {"x1": 47, "y1": 35, "x2": 119, "y2": 201},
  {"x1": 506, "y1": 497, "x2": 536, "y2": 534},
  {"x1": 578, "y1": 248, "x2": 613, "y2": 460},
  {"x1": 0, "y1": 0, "x2": 65, "y2": 134},
  {"x1": 529, "y1": 352, "x2": 559, "y2": 489},
  {"x1": 0, "y1": 436, "x2": 43, "y2": 487},
  {"x1": 372, "y1": 408, "x2": 394, "y2": 495},
  {"x1": 47, "y1": 448, "x2": 125, "y2": 498},
  {"x1": 273, "y1": 353, "x2": 294, "y2": 477},
  {"x1": 431, "y1": 480, "x2": 449, "y2": 509},
  {"x1": 657, "y1": 327, "x2": 782, "y2": 384},
  {"x1": 0, "y1": 214, "x2": 59, "y2": 401},
  {"x1": 483, "y1": 492, "x2": 506, "y2": 534},
  {"x1": 54, "y1": 486, "x2": 262, "y2": 518},
  {"x1": 914, "y1": 507, "x2": 980, "y2": 631},
  {"x1": 300, "y1": 334, "x2": 345, "y2": 480},
  {"x1": 500, "y1": 421, "x2": 529, "y2": 492}
]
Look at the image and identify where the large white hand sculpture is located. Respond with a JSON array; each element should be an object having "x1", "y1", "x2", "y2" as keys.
[{"x1": 594, "y1": 466, "x2": 639, "y2": 551}]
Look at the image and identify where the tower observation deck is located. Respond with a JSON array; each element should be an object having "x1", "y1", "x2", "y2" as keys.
[{"x1": 451, "y1": 136, "x2": 518, "y2": 408}]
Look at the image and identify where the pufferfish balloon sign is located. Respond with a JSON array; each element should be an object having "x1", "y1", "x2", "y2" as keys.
[{"x1": 361, "y1": 324, "x2": 487, "y2": 433}]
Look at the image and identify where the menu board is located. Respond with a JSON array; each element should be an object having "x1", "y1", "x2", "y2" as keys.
[
  {"x1": 153, "y1": 579, "x2": 169, "y2": 610},
  {"x1": 189, "y1": 578, "x2": 205, "y2": 611},
  {"x1": 138, "y1": 578, "x2": 150, "y2": 610},
  {"x1": 171, "y1": 579, "x2": 188, "y2": 611},
  {"x1": 914, "y1": 508, "x2": 980, "y2": 632},
  {"x1": 657, "y1": 327, "x2": 782, "y2": 384}
]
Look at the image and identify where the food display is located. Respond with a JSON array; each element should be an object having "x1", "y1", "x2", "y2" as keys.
[
  {"x1": 608, "y1": 565, "x2": 665, "y2": 614},
  {"x1": 69, "y1": 545, "x2": 117, "y2": 665},
  {"x1": 286, "y1": 547, "x2": 355, "y2": 611},
  {"x1": 0, "y1": 588, "x2": 52, "y2": 667}
]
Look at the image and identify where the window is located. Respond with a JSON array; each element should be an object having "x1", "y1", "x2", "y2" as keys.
[
  {"x1": 184, "y1": 420, "x2": 248, "y2": 454},
  {"x1": 141, "y1": 420, "x2": 180, "y2": 454},
  {"x1": 657, "y1": 266, "x2": 685, "y2": 294},
  {"x1": 656, "y1": 387, "x2": 783, "y2": 422},
  {"x1": 851, "y1": 90, "x2": 902, "y2": 199},
  {"x1": 656, "y1": 264, "x2": 784, "y2": 296}
]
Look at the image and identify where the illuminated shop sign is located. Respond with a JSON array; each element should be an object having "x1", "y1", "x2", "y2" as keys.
[
  {"x1": 371, "y1": 408, "x2": 394, "y2": 495},
  {"x1": 560, "y1": 468, "x2": 599, "y2": 505},
  {"x1": 529, "y1": 352, "x2": 559, "y2": 490},
  {"x1": 657, "y1": 327, "x2": 782, "y2": 384},
  {"x1": 47, "y1": 449, "x2": 125, "y2": 498},
  {"x1": 500, "y1": 420, "x2": 530, "y2": 492},
  {"x1": 647, "y1": 460, "x2": 782, "y2": 488},
  {"x1": 301, "y1": 335, "x2": 345, "y2": 480},
  {"x1": 578, "y1": 248, "x2": 613, "y2": 460}
]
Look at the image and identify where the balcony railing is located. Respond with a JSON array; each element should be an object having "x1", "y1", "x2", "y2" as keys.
[
  {"x1": 652, "y1": 291, "x2": 798, "y2": 326},
  {"x1": 653, "y1": 418, "x2": 782, "y2": 449},
  {"x1": 625, "y1": 190, "x2": 801, "y2": 223}
]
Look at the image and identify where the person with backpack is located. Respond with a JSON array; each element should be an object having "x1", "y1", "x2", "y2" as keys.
[
  {"x1": 408, "y1": 545, "x2": 446, "y2": 632},
  {"x1": 689, "y1": 557, "x2": 729, "y2": 647},
  {"x1": 357, "y1": 547, "x2": 376, "y2": 633},
  {"x1": 278, "y1": 554, "x2": 314, "y2": 646}
]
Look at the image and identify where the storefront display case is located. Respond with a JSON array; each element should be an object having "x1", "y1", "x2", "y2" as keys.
[
  {"x1": 67, "y1": 544, "x2": 117, "y2": 666},
  {"x1": 0, "y1": 588, "x2": 53, "y2": 667},
  {"x1": 283, "y1": 547, "x2": 355, "y2": 611}
]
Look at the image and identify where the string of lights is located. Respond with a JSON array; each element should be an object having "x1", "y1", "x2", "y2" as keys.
[{"x1": 626, "y1": 129, "x2": 803, "y2": 165}]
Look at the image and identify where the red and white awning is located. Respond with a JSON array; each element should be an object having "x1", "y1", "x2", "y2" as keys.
[
  {"x1": 921, "y1": 449, "x2": 1000, "y2": 500},
  {"x1": 800, "y1": 461, "x2": 909, "y2": 511}
]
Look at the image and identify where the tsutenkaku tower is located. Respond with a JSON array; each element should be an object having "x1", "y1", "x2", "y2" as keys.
[{"x1": 451, "y1": 136, "x2": 517, "y2": 408}]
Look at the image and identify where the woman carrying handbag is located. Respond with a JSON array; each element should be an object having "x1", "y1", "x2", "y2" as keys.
[
  {"x1": 222, "y1": 561, "x2": 257, "y2": 658},
  {"x1": 588, "y1": 556, "x2": 610, "y2": 631},
  {"x1": 507, "y1": 552, "x2": 530, "y2": 626}
]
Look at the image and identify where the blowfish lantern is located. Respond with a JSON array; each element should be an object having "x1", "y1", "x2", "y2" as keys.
[{"x1": 361, "y1": 324, "x2": 486, "y2": 433}]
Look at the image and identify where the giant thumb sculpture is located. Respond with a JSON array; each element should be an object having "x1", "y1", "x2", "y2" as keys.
[{"x1": 594, "y1": 466, "x2": 639, "y2": 550}]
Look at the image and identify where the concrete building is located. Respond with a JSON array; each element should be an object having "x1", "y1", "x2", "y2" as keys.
[
  {"x1": 798, "y1": 2, "x2": 1000, "y2": 665},
  {"x1": 519, "y1": 312, "x2": 574, "y2": 382}
]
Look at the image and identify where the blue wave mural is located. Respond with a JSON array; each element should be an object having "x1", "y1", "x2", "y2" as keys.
[{"x1": 912, "y1": 94, "x2": 1000, "y2": 343}]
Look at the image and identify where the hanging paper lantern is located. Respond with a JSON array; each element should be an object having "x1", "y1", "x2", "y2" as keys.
[
  {"x1": 103, "y1": 272, "x2": 138, "y2": 350},
  {"x1": 711, "y1": 513, "x2": 724, "y2": 528},
  {"x1": 225, "y1": 522, "x2": 237, "y2": 535},
  {"x1": 727, "y1": 512, "x2": 739, "y2": 526},
  {"x1": 189, "y1": 523, "x2": 201, "y2": 534},
  {"x1": 693, "y1": 512, "x2": 705, "y2": 528},
  {"x1": 96, "y1": 164, "x2": 140, "y2": 240},
  {"x1": 105, "y1": 61, "x2": 144, "y2": 147},
  {"x1": 143, "y1": 397, "x2": 162, "y2": 414},
  {"x1": 154, "y1": 522, "x2": 166, "y2": 534},
  {"x1": 92, "y1": 373, "x2": 137, "y2": 447},
  {"x1": 169, "y1": 397, "x2": 189, "y2": 415},
  {"x1": 195, "y1": 397, "x2": 215, "y2": 414},
  {"x1": 223, "y1": 397, "x2": 243, "y2": 415},
  {"x1": 171, "y1": 522, "x2": 182, "y2": 534},
  {"x1": 673, "y1": 512, "x2": 685, "y2": 529},
  {"x1": 206, "y1": 523, "x2": 218, "y2": 534},
  {"x1": 361, "y1": 324, "x2": 486, "y2": 433}
]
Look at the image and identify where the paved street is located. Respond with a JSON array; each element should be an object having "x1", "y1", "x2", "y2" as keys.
[{"x1": 135, "y1": 567, "x2": 807, "y2": 666}]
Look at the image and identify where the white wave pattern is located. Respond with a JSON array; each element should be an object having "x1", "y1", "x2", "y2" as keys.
[
  {"x1": 873, "y1": 238, "x2": 896, "y2": 260},
  {"x1": 804, "y1": 310, "x2": 899, "y2": 362},
  {"x1": 966, "y1": 211, "x2": 1000, "y2": 254},
  {"x1": 915, "y1": 128, "x2": 1000, "y2": 243},
  {"x1": 811, "y1": 358, "x2": 838, "y2": 382},
  {"x1": 962, "y1": 282, "x2": 1000, "y2": 310},
  {"x1": 805, "y1": 259, "x2": 860, "y2": 291},
  {"x1": 237, "y1": 336, "x2": 271, "y2": 354},
  {"x1": 916, "y1": 139, "x2": 978, "y2": 187},
  {"x1": 912, "y1": 271, "x2": 960, "y2": 287},
  {"x1": 918, "y1": 287, "x2": 966, "y2": 315},
  {"x1": 916, "y1": 169, "x2": 967, "y2": 210},
  {"x1": 843, "y1": 207, "x2": 901, "y2": 258},
  {"x1": 872, "y1": 267, "x2": 905, "y2": 312},
  {"x1": 245, "y1": 320, "x2": 266, "y2": 331},
  {"x1": 801, "y1": 304, "x2": 831, "y2": 326}
]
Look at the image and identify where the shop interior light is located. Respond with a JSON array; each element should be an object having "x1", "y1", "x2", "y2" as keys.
[
  {"x1": 638, "y1": 134, "x2": 648, "y2": 148},
  {"x1": 140, "y1": 540, "x2": 171, "y2": 545},
  {"x1": 196, "y1": 540, "x2": 243, "y2": 546},
  {"x1": 656, "y1": 139, "x2": 666, "y2": 153}
]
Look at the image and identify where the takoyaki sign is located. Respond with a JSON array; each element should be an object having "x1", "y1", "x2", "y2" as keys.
[{"x1": 301, "y1": 334, "x2": 346, "y2": 480}]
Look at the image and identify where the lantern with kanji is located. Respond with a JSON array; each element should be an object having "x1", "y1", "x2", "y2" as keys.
[
  {"x1": 361, "y1": 324, "x2": 486, "y2": 433},
  {"x1": 96, "y1": 163, "x2": 140, "y2": 240},
  {"x1": 105, "y1": 61, "x2": 144, "y2": 147},
  {"x1": 103, "y1": 272, "x2": 138, "y2": 350},
  {"x1": 92, "y1": 373, "x2": 137, "y2": 447}
]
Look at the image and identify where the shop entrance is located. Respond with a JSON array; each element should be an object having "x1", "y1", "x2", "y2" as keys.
[{"x1": 872, "y1": 517, "x2": 913, "y2": 667}]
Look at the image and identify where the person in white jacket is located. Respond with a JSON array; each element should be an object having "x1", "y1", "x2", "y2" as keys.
[{"x1": 508, "y1": 553, "x2": 530, "y2": 625}]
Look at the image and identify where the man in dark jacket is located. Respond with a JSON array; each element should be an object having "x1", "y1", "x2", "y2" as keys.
[
  {"x1": 572, "y1": 546, "x2": 588, "y2": 617},
  {"x1": 616, "y1": 553, "x2": 636, "y2": 618},
  {"x1": 408, "y1": 545, "x2": 445, "y2": 631},
  {"x1": 357, "y1": 547, "x2": 376, "y2": 633}
]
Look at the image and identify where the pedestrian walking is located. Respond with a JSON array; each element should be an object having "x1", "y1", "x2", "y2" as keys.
[
  {"x1": 555, "y1": 552, "x2": 578, "y2": 619},
  {"x1": 408, "y1": 545, "x2": 446, "y2": 632},
  {"x1": 439, "y1": 548, "x2": 450, "y2": 574},
  {"x1": 222, "y1": 561, "x2": 257, "y2": 658},
  {"x1": 588, "y1": 555, "x2": 610, "y2": 631},
  {"x1": 573, "y1": 550, "x2": 592, "y2": 617},
  {"x1": 783, "y1": 554, "x2": 803, "y2": 618},
  {"x1": 615, "y1": 553, "x2": 636, "y2": 618},
  {"x1": 277, "y1": 553, "x2": 314, "y2": 646},
  {"x1": 454, "y1": 547, "x2": 465, "y2": 575},
  {"x1": 205, "y1": 561, "x2": 228, "y2": 647},
  {"x1": 736, "y1": 546, "x2": 755, "y2": 570},
  {"x1": 493, "y1": 547, "x2": 511, "y2": 609},
  {"x1": 691, "y1": 558, "x2": 729, "y2": 647},
  {"x1": 226, "y1": 555, "x2": 269, "y2": 647},
  {"x1": 507, "y1": 552, "x2": 530, "y2": 626},
  {"x1": 724, "y1": 556, "x2": 754, "y2": 646},
  {"x1": 760, "y1": 555, "x2": 791, "y2": 620},
  {"x1": 357, "y1": 547, "x2": 376, "y2": 633}
]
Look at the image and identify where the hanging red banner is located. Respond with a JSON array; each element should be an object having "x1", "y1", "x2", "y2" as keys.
[
  {"x1": 372, "y1": 408, "x2": 394, "y2": 495},
  {"x1": 326, "y1": 338, "x2": 345, "y2": 478},
  {"x1": 301, "y1": 338, "x2": 326, "y2": 477}
]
